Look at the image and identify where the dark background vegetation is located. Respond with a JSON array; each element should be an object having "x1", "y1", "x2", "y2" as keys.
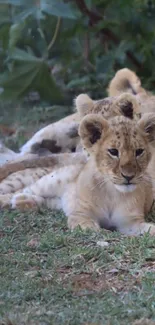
[
  {"x1": 0, "y1": 0, "x2": 155, "y2": 145},
  {"x1": 0, "y1": 0, "x2": 155, "y2": 108}
]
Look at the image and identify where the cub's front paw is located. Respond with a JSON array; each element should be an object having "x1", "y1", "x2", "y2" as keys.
[
  {"x1": 68, "y1": 218, "x2": 100, "y2": 231},
  {"x1": 11, "y1": 194, "x2": 38, "y2": 211},
  {"x1": 0, "y1": 194, "x2": 12, "y2": 208}
]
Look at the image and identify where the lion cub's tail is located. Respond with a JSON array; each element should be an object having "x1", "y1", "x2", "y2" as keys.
[
  {"x1": 0, "y1": 153, "x2": 87, "y2": 182},
  {"x1": 108, "y1": 68, "x2": 144, "y2": 97}
]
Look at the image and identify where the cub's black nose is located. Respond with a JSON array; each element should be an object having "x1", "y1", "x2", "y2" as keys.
[{"x1": 121, "y1": 173, "x2": 134, "y2": 183}]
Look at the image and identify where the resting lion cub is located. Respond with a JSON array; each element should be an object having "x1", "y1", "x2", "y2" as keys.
[{"x1": 2, "y1": 112, "x2": 155, "y2": 236}]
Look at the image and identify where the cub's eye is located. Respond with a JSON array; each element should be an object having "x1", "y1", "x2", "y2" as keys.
[
  {"x1": 108, "y1": 148, "x2": 119, "y2": 157},
  {"x1": 136, "y1": 148, "x2": 144, "y2": 157}
]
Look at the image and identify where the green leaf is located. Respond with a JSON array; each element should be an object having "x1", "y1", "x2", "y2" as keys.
[
  {"x1": 0, "y1": 0, "x2": 22, "y2": 4},
  {"x1": 84, "y1": 0, "x2": 93, "y2": 10},
  {"x1": 0, "y1": 63, "x2": 40, "y2": 100},
  {"x1": 96, "y1": 53, "x2": 115, "y2": 74},
  {"x1": 14, "y1": 8, "x2": 36, "y2": 22},
  {"x1": 34, "y1": 62, "x2": 63, "y2": 102},
  {"x1": 42, "y1": 0, "x2": 78, "y2": 19},
  {"x1": 114, "y1": 41, "x2": 133, "y2": 64},
  {"x1": 0, "y1": 23, "x2": 10, "y2": 50},
  {"x1": 66, "y1": 76, "x2": 90, "y2": 89},
  {"x1": 9, "y1": 21, "x2": 25, "y2": 50},
  {"x1": 9, "y1": 48, "x2": 42, "y2": 62},
  {"x1": 0, "y1": 53, "x2": 63, "y2": 102}
]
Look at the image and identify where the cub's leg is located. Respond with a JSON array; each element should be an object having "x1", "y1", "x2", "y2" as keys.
[
  {"x1": 65, "y1": 199, "x2": 101, "y2": 231},
  {"x1": 0, "y1": 193, "x2": 15, "y2": 208},
  {"x1": 118, "y1": 220, "x2": 155, "y2": 236},
  {"x1": 0, "y1": 191, "x2": 46, "y2": 209},
  {"x1": 67, "y1": 213, "x2": 100, "y2": 231},
  {"x1": 11, "y1": 193, "x2": 46, "y2": 211},
  {"x1": 68, "y1": 216, "x2": 155, "y2": 235},
  {"x1": 0, "y1": 167, "x2": 52, "y2": 195},
  {"x1": 10, "y1": 165, "x2": 84, "y2": 211}
]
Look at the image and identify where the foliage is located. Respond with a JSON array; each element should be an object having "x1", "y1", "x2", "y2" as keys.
[{"x1": 0, "y1": 0, "x2": 155, "y2": 104}]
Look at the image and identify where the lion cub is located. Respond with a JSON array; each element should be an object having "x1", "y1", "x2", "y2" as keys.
[{"x1": 2, "y1": 112, "x2": 155, "y2": 236}]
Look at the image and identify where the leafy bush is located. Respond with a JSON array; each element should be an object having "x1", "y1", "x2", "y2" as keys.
[{"x1": 0, "y1": 0, "x2": 155, "y2": 104}]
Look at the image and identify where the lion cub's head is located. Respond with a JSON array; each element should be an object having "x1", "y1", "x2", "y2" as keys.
[
  {"x1": 75, "y1": 92, "x2": 141, "y2": 120},
  {"x1": 79, "y1": 113, "x2": 155, "y2": 193}
]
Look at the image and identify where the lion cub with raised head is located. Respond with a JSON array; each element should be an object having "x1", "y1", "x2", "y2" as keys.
[{"x1": 4, "y1": 111, "x2": 155, "y2": 236}]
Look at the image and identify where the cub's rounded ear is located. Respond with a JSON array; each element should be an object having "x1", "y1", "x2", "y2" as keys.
[
  {"x1": 107, "y1": 68, "x2": 141, "y2": 97},
  {"x1": 79, "y1": 114, "x2": 109, "y2": 149},
  {"x1": 138, "y1": 113, "x2": 155, "y2": 144},
  {"x1": 75, "y1": 94, "x2": 94, "y2": 117},
  {"x1": 114, "y1": 93, "x2": 140, "y2": 119}
]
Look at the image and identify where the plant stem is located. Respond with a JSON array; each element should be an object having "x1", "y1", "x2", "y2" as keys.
[{"x1": 47, "y1": 17, "x2": 61, "y2": 52}]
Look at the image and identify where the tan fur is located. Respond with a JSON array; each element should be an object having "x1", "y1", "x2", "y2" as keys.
[
  {"x1": 108, "y1": 68, "x2": 155, "y2": 113},
  {"x1": 108, "y1": 68, "x2": 143, "y2": 96},
  {"x1": 20, "y1": 113, "x2": 80, "y2": 155},
  {"x1": 0, "y1": 92, "x2": 140, "y2": 184},
  {"x1": 76, "y1": 92, "x2": 140, "y2": 119},
  {"x1": 19, "y1": 92, "x2": 140, "y2": 157},
  {"x1": 17, "y1": 70, "x2": 155, "y2": 163},
  {"x1": 0, "y1": 153, "x2": 87, "y2": 193},
  {"x1": 1, "y1": 113, "x2": 155, "y2": 237}
]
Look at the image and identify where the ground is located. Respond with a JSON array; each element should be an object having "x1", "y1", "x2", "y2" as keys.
[
  {"x1": 1, "y1": 102, "x2": 155, "y2": 325},
  {"x1": 1, "y1": 209, "x2": 155, "y2": 325}
]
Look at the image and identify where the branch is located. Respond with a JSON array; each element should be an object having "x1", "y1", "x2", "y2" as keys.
[{"x1": 75, "y1": 0, "x2": 142, "y2": 69}]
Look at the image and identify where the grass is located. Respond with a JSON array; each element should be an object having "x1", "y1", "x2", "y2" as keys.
[
  {"x1": 1, "y1": 102, "x2": 155, "y2": 324},
  {"x1": 1, "y1": 209, "x2": 155, "y2": 325},
  {"x1": 0, "y1": 100, "x2": 72, "y2": 151}
]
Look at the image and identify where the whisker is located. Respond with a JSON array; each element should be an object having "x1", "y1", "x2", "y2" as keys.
[{"x1": 91, "y1": 177, "x2": 110, "y2": 191}]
